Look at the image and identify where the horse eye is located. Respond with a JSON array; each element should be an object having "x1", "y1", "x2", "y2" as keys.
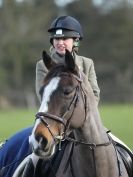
[
  {"x1": 63, "y1": 87, "x2": 73, "y2": 95},
  {"x1": 64, "y1": 90, "x2": 71, "y2": 95}
]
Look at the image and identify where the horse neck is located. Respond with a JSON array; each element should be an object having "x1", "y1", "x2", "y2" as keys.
[
  {"x1": 75, "y1": 103, "x2": 108, "y2": 145},
  {"x1": 76, "y1": 79, "x2": 108, "y2": 144}
]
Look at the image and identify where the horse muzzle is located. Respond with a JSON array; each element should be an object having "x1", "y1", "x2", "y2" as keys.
[{"x1": 29, "y1": 134, "x2": 56, "y2": 159}]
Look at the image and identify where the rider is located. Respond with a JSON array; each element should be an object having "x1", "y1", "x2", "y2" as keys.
[
  {"x1": 0, "y1": 16, "x2": 100, "y2": 176},
  {"x1": 36, "y1": 15, "x2": 100, "y2": 104}
]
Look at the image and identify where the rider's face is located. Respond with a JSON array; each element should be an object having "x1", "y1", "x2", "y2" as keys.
[{"x1": 53, "y1": 38, "x2": 74, "y2": 55}]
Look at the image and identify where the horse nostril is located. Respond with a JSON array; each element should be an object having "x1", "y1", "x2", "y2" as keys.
[
  {"x1": 40, "y1": 137, "x2": 48, "y2": 148},
  {"x1": 35, "y1": 134, "x2": 48, "y2": 149}
]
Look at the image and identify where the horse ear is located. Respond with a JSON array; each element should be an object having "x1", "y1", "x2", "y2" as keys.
[
  {"x1": 65, "y1": 49, "x2": 76, "y2": 72},
  {"x1": 42, "y1": 50, "x2": 55, "y2": 70}
]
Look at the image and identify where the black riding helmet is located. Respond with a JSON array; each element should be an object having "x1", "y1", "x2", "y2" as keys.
[{"x1": 48, "y1": 16, "x2": 83, "y2": 44}]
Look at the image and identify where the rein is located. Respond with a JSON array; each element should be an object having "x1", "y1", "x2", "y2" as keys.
[{"x1": 65, "y1": 136, "x2": 112, "y2": 149}]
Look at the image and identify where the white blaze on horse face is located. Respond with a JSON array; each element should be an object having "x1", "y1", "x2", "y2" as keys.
[
  {"x1": 39, "y1": 77, "x2": 60, "y2": 112},
  {"x1": 29, "y1": 77, "x2": 60, "y2": 150}
]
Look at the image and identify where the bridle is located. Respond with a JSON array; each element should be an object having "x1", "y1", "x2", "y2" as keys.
[
  {"x1": 35, "y1": 72, "x2": 112, "y2": 149},
  {"x1": 35, "y1": 73, "x2": 83, "y2": 148}
]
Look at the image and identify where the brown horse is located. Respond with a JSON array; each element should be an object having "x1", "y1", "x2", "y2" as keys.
[{"x1": 27, "y1": 50, "x2": 129, "y2": 177}]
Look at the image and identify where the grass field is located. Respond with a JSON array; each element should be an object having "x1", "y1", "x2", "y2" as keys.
[
  {"x1": 0, "y1": 104, "x2": 132, "y2": 150},
  {"x1": 100, "y1": 104, "x2": 133, "y2": 149}
]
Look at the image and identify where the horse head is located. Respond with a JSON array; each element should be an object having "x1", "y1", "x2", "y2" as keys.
[{"x1": 29, "y1": 50, "x2": 88, "y2": 159}]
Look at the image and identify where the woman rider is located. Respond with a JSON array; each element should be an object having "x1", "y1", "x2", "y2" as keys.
[{"x1": 36, "y1": 15, "x2": 100, "y2": 104}]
